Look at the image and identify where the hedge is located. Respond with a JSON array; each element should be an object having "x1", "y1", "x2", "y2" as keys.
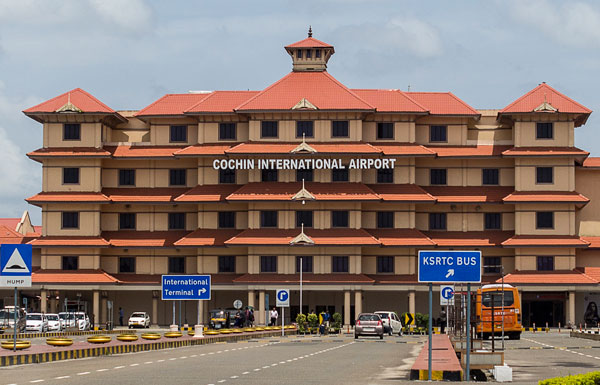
[{"x1": 539, "y1": 371, "x2": 600, "y2": 385}]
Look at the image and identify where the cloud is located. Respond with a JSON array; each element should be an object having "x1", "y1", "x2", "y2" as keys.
[
  {"x1": 508, "y1": 0, "x2": 600, "y2": 47},
  {"x1": 88, "y1": 0, "x2": 153, "y2": 33}
]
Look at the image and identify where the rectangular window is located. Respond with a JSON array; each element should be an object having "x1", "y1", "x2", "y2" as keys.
[
  {"x1": 219, "y1": 123, "x2": 236, "y2": 140},
  {"x1": 296, "y1": 121, "x2": 314, "y2": 138},
  {"x1": 332, "y1": 256, "x2": 349, "y2": 273},
  {"x1": 119, "y1": 213, "x2": 136, "y2": 230},
  {"x1": 377, "y1": 122, "x2": 394, "y2": 139},
  {"x1": 332, "y1": 211, "x2": 349, "y2": 228},
  {"x1": 484, "y1": 213, "x2": 501, "y2": 230},
  {"x1": 260, "y1": 256, "x2": 277, "y2": 273},
  {"x1": 119, "y1": 169, "x2": 135, "y2": 186},
  {"x1": 377, "y1": 168, "x2": 394, "y2": 183},
  {"x1": 63, "y1": 123, "x2": 81, "y2": 140},
  {"x1": 169, "y1": 169, "x2": 187, "y2": 186},
  {"x1": 218, "y1": 212, "x2": 236, "y2": 228},
  {"x1": 62, "y1": 256, "x2": 78, "y2": 271},
  {"x1": 315, "y1": 50, "x2": 321, "y2": 58},
  {"x1": 168, "y1": 257, "x2": 185, "y2": 274},
  {"x1": 296, "y1": 211, "x2": 313, "y2": 228},
  {"x1": 168, "y1": 212, "x2": 185, "y2": 230},
  {"x1": 170, "y1": 125, "x2": 187, "y2": 142},
  {"x1": 377, "y1": 212, "x2": 394, "y2": 228},
  {"x1": 332, "y1": 121, "x2": 349, "y2": 137},
  {"x1": 429, "y1": 213, "x2": 447, "y2": 230},
  {"x1": 62, "y1": 212, "x2": 79, "y2": 229},
  {"x1": 296, "y1": 256, "x2": 313, "y2": 273},
  {"x1": 377, "y1": 256, "x2": 394, "y2": 273},
  {"x1": 306, "y1": 49, "x2": 312, "y2": 59},
  {"x1": 482, "y1": 169, "x2": 499, "y2": 185},
  {"x1": 536, "y1": 122, "x2": 553, "y2": 139},
  {"x1": 261, "y1": 168, "x2": 278, "y2": 182},
  {"x1": 63, "y1": 168, "x2": 80, "y2": 184},
  {"x1": 218, "y1": 256, "x2": 236, "y2": 273},
  {"x1": 261, "y1": 121, "x2": 278, "y2": 138},
  {"x1": 430, "y1": 169, "x2": 447, "y2": 185},
  {"x1": 536, "y1": 167, "x2": 553, "y2": 184},
  {"x1": 332, "y1": 168, "x2": 349, "y2": 182},
  {"x1": 296, "y1": 168, "x2": 313, "y2": 182},
  {"x1": 297, "y1": 50, "x2": 303, "y2": 59},
  {"x1": 219, "y1": 169, "x2": 236, "y2": 184},
  {"x1": 536, "y1": 212, "x2": 554, "y2": 229},
  {"x1": 484, "y1": 256, "x2": 501, "y2": 274},
  {"x1": 119, "y1": 257, "x2": 135, "y2": 273},
  {"x1": 537, "y1": 256, "x2": 554, "y2": 271},
  {"x1": 430, "y1": 125, "x2": 447, "y2": 142},
  {"x1": 260, "y1": 211, "x2": 278, "y2": 228}
]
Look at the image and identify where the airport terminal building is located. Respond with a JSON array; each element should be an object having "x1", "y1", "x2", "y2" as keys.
[{"x1": 16, "y1": 32, "x2": 600, "y2": 327}]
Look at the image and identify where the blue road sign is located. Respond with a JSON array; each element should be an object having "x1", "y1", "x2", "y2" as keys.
[
  {"x1": 0, "y1": 244, "x2": 32, "y2": 287},
  {"x1": 418, "y1": 251, "x2": 481, "y2": 283},
  {"x1": 276, "y1": 289, "x2": 289, "y2": 307},
  {"x1": 441, "y1": 286, "x2": 454, "y2": 300},
  {"x1": 161, "y1": 275, "x2": 211, "y2": 300}
]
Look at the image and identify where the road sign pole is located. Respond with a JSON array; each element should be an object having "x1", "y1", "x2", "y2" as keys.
[
  {"x1": 13, "y1": 287, "x2": 17, "y2": 352},
  {"x1": 282, "y1": 307, "x2": 285, "y2": 337},
  {"x1": 428, "y1": 282, "x2": 432, "y2": 381},
  {"x1": 172, "y1": 301, "x2": 176, "y2": 326},
  {"x1": 466, "y1": 283, "x2": 471, "y2": 382}
]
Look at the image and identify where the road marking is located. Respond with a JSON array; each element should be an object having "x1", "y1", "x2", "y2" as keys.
[
  {"x1": 254, "y1": 368, "x2": 261, "y2": 371},
  {"x1": 191, "y1": 354, "x2": 197, "y2": 357},
  {"x1": 77, "y1": 372, "x2": 90, "y2": 375},
  {"x1": 242, "y1": 371, "x2": 249, "y2": 374},
  {"x1": 262, "y1": 365, "x2": 270, "y2": 368},
  {"x1": 230, "y1": 375, "x2": 238, "y2": 379},
  {"x1": 169, "y1": 358, "x2": 177, "y2": 361},
  {"x1": 144, "y1": 361, "x2": 153, "y2": 364},
  {"x1": 157, "y1": 359, "x2": 165, "y2": 362},
  {"x1": 97, "y1": 369, "x2": 108, "y2": 372},
  {"x1": 130, "y1": 363, "x2": 140, "y2": 366},
  {"x1": 114, "y1": 365, "x2": 125, "y2": 369},
  {"x1": 218, "y1": 381, "x2": 226, "y2": 383},
  {"x1": 54, "y1": 376, "x2": 70, "y2": 379}
]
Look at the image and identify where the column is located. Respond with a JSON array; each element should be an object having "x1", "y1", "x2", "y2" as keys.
[
  {"x1": 49, "y1": 296, "x2": 57, "y2": 314},
  {"x1": 568, "y1": 291, "x2": 576, "y2": 326},
  {"x1": 152, "y1": 296, "x2": 159, "y2": 326},
  {"x1": 344, "y1": 291, "x2": 351, "y2": 327},
  {"x1": 354, "y1": 290, "x2": 362, "y2": 316},
  {"x1": 93, "y1": 290, "x2": 100, "y2": 329},
  {"x1": 197, "y1": 300, "x2": 205, "y2": 325},
  {"x1": 248, "y1": 290, "x2": 255, "y2": 309},
  {"x1": 409, "y1": 290, "x2": 416, "y2": 315},
  {"x1": 258, "y1": 290, "x2": 265, "y2": 325},
  {"x1": 101, "y1": 297, "x2": 107, "y2": 324},
  {"x1": 40, "y1": 289, "x2": 47, "y2": 313}
]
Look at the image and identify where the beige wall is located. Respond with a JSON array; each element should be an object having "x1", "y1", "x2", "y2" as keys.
[
  {"x1": 515, "y1": 158, "x2": 574, "y2": 192},
  {"x1": 44, "y1": 122, "x2": 102, "y2": 148},
  {"x1": 576, "y1": 168, "x2": 600, "y2": 236},
  {"x1": 514, "y1": 117, "x2": 574, "y2": 148},
  {"x1": 44, "y1": 159, "x2": 101, "y2": 192},
  {"x1": 515, "y1": 204, "x2": 575, "y2": 235}
]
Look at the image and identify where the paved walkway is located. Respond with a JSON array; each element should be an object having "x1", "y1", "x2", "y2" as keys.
[{"x1": 410, "y1": 334, "x2": 462, "y2": 381}]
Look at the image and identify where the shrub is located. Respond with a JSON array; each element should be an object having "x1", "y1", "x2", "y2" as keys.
[
  {"x1": 332, "y1": 312, "x2": 342, "y2": 329},
  {"x1": 307, "y1": 313, "x2": 319, "y2": 328},
  {"x1": 415, "y1": 313, "x2": 429, "y2": 328},
  {"x1": 539, "y1": 371, "x2": 600, "y2": 385},
  {"x1": 295, "y1": 313, "x2": 307, "y2": 333}
]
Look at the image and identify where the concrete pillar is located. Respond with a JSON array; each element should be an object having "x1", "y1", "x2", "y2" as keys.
[
  {"x1": 409, "y1": 290, "x2": 416, "y2": 315},
  {"x1": 568, "y1": 291, "x2": 576, "y2": 326},
  {"x1": 152, "y1": 297, "x2": 158, "y2": 326},
  {"x1": 202, "y1": 300, "x2": 208, "y2": 324},
  {"x1": 40, "y1": 290, "x2": 47, "y2": 313},
  {"x1": 93, "y1": 291, "x2": 100, "y2": 328},
  {"x1": 259, "y1": 290, "x2": 265, "y2": 325},
  {"x1": 248, "y1": 290, "x2": 255, "y2": 309},
  {"x1": 197, "y1": 300, "x2": 205, "y2": 325},
  {"x1": 344, "y1": 291, "x2": 351, "y2": 327},
  {"x1": 49, "y1": 297, "x2": 57, "y2": 314},
  {"x1": 101, "y1": 297, "x2": 107, "y2": 324},
  {"x1": 354, "y1": 290, "x2": 362, "y2": 316}
]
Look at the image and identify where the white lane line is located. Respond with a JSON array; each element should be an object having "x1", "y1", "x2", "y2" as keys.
[
  {"x1": 54, "y1": 376, "x2": 70, "y2": 380},
  {"x1": 114, "y1": 365, "x2": 125, "y2": 369},
  {"x1": 96, "y1": 369, "x2": 109, "y2": 372},
  {"x1": 271, "y1": 363, "x2": 277, "y2": 366},
  {"x1": 77, "y1": 372, "x2": 90, "y2": 375},
  {"x1": 254, "y1": 368, "x2": 261, "y2": 371},
  {"x1": 169, "y1": 358, "x2": 177, "y2": 360},
  {"x1": 218, "y1": 380, "x2": 226, "y2": 383},
  {"x1": 279, "y1": 361, "x2": 286, "y2": 364},
  {"x1": 262, "y1": 365, "x2": 270, "y2": 369},
  {"x1": 191, "y1": 354, "x2": 197, "y2": 357},
  {"x1": 179, "y1": 356, "x2": 187, "y2": 359},
  {"x1": 130, "y1": 363, "x2": 140, "y2": 366},
  {"x1": 200, "y1": 353, "x2": 206, "y2": 356},
  {"x1": 157, "y1": 359, "x2": 165, "y2": 362},
  {"x1": 144, "y1": 361, "x2": 153, "y2": 364},
  {"x1": 230, "y1": 375, "x2": 239, "y2": 379},
  {"x1": 242, "y1": 371, "x2": 249, "y2": 374}
]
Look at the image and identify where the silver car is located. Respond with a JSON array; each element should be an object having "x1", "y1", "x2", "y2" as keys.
[{"x1": 354, "y1": 313, "x2": 384, "y2": 339}]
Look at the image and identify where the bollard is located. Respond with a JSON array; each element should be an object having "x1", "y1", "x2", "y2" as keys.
[
  {"x1": 546, "y1": 322, "x2": 549, "y2": 333},
  {"x1": 558, "y1": 322, "x2": 561, "y2": 333},
  {"x1": 580, "y1": 323, "x2": 582, "y2": 331},
  {"x1": 533, "y1": 322, "x2": 536, "y2": 333},
  {"x1": 585, "y1": 323, "x2": 587, "y2": 331},
  {"x1": 193, "y1": 324, "x2": 204, "y2": 339}
]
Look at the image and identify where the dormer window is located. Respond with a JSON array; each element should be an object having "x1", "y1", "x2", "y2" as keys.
[{"x1": 306, "y1": 49, "x2": 312, "y2": 59}]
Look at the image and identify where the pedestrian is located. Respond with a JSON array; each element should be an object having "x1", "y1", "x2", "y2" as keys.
[
  {"x1": 440, "y1": 307, "x2": 447, "y2": 334},
  {"x1": 245, "y1": 307, "x2": 251, "y2": 327},
  {"x1": 324, "y1": 310, "x2": 330, "y2": 328},
  {"x1": 270, "y1": 307, "x2": 278, "y2": 326},
  {"x1": 239, "y1": 309, "x2": 246, "y2": 328},
  {"x1": 119, "y1": 307, "x2": 124, "y2": 327},
  {"x1": 249, "y1": 309, "x2": 254, "y2": 327}
]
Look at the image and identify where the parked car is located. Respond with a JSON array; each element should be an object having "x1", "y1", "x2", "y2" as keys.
[
  {"x1": 26, "y1": 313, "x2": 48, "y2": 333},
  {"x1": 128, "y1": 312, "x2": 150, "y2": 328},
  {"x1": 58, "y1": 312, "x2": 76, "y2": 328},
  {"x1": 74, "y1": 312, "x2": 90, "y2": 331},
  {"x1": 0, "y1": 306, "x2": 26, "y2": 333},
  {"x1": 355, "y1": 313, "x2": 384, "y2": 339},
  {"x1": 46, "y1": 313, "x2": 62, "y2": 331},
  {"x1": 374, "y1": 311, "x2": 403, "y2": 336}
]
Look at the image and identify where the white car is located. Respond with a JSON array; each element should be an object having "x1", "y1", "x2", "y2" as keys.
[
  {"x1": 374, "y1": 311, "x2": 403, "y2": 336},
  {"x1": 58, "y1": 312, "x2": 76, "y2": 328},
  {"x1": 46, "y1": 313, "x2": 62, "y2": 331},
  {"x1": 26, "y1": 313, "x2": 48, "y2": 333},
  {"x1": 74, "y1": 312, "x2": 90, "y2": 331},
  {"x1": 128, "y1": 312, "x2": 150, "y2": 328}
]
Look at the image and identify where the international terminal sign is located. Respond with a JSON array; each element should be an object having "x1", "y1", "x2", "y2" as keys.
[
  {"x1": 161, "y1": 275, "x2": 211, "y2": 300},
  {"x1": 212, "y1": 158, "x2": 397, "y2": 170}
]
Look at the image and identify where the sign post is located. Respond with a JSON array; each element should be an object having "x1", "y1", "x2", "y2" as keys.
[
  {"x1": 0, "y1": 244, "x2": 32, "y2": 352},
  {"x1": 162, "y1": 275, "x2": 211, "y2": 337},
  {"x1": 276, "y1": 289, "x2": 289, "y2": 337},
  {"x1": 418, "y1": 251, "x2": 481, "y2": 382}
]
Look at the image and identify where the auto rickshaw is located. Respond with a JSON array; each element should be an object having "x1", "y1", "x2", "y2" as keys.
[{"x1": 209, "y1": 309, "x2": 231, "y2": 329}]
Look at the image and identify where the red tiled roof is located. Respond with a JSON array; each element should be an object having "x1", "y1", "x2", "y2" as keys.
[
  {"x1": 227, "y1": 182, "x2": 379, "y2": 201},
  {"x1": 367, "y1": 274, "x2": 419, "y2": 284},
  {"x1": 102, "y1": 231, "x2": 190, "y2": 247},
  {"x1": 582, "y1": 237, "x2": 600, "y2": 248},
  {"x1": 366, "y1": 229, "x2": 434, "y2": 247},
  {"x1": 503, "y1": 191, "x2": 589, "y2": 204},
  {"x1": 285, "y1": 37, "x2": 333, "y2": 48},
  {"x1": 577, "y1": 267, "x2": 600, "y2": 281},
  {"x1": 27, "y1": 147, "x2": 111, "y2": 160},
  {"x1": 185, "y1": 91, "x2": 259, "y2": 113},
  {"x1": 424, "y1": 231, "x2": 513, "y2": 247},
  {"x1": 32, "y1": 269, "x2": 118, "y2": 284},
  {"x1": 113, "y1": 273, "x2": 242, "y2": 285},
  {"x1": 225, "y1": 228, "x2": 379, "y2": 246},
  {"x1": 174, "y1": 229, "x2": 241, "y2": 247},
  {"x1": 29, "y1": 236, "x2": 109, "y2": 247},
  {"x1": 103, "y1": 188, "x2": 189, "y2": 203},
  {"x1": 234, "y1": 273, "x2": 374, "y2": 284},
  {"x1": 582, "y1": 157, "x2": 600, "y2": 168},
  {"x1": 501, "y1": 235, "x2": 589, "y2": 248},
  {"x1": 351, "y1": 89, "x2": 427, "y2": 113},
  {"x1": 431, "y1": 145, "x2": 512, "y2": 158},
  {"x1": 498, "y1": 270, "x2": 597, "y2": 285},
  {"x1": 24, "y1": 88, "x2": 115, "y2": 113},
  {"x1": 174, "y1": 184, "x2": 240, "y2": 203},
  {"x1": 136, "y1": 93, "x2": 211, "y2": 116},
  {"x1": 367, "y1": 184, "x2": 435, "y2": 202},
  {"x1": 500, "y1": 83, "x2": 592, "y2": 115},
  {"x1": 502, "y1": 147, "x2": 589, "y2": 158},
  {"x1": 226, "y1": 142, "x2": 381, "y2": 155},
  {"x1": 26, "y1": 192, "x2": 109, "y2": 205},
  {"x1": 106, "y1": 145, "x2": 184, "y2": 158},
  {"x1": 0, "y1": 225, "x2": 25, "y2": 245},
  {"x1": 424, "y1": 186, "x2": 513, "y2": 204},
  {"x1": 406, "y1": 92, "x2": 479, "y2": 116},
  {"x1": 236, "y1": 71, "x2": 374, "y2": 111},
  {"x1": 0, "y1": 219, "x2": 20, "y2": 231},
  {"x1": 175, "y1": 144, "x2": 235, "y2": 156},
  {"x1": 369, "y1": 143, "x2": 435, "y2": 157}
]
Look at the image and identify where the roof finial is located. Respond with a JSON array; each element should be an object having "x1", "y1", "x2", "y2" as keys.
[{"x1": 308, "y1": 26, "x2": 312, "y2": 38}]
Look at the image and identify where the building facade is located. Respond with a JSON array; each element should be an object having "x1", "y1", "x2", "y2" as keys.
[{"x1": 16, "y1": 32, "x2": 600, "y2": 328}]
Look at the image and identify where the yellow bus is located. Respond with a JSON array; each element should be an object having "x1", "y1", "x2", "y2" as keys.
[{"x1": 476, "y1": 284, "x2": 522, "y2": 340}]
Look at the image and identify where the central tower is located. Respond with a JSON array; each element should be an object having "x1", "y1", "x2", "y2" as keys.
[{"x1": 284, "y1": 27, "x2": 335, "y2": 72}]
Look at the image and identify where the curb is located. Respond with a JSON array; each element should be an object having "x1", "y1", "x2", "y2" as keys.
[
  {"x1": 0, "y1": 330, "x2": 134, "y2": 340},
  {"x1": 410, "y1": 369, "x2": 462, "y2": 382}
]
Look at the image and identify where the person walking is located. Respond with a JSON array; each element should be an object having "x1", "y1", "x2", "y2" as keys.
[
  {"x1": 119, "y1": 307, "x2": 124, "y2": 327},
  {"x1": 440, "y1": 307, "x2": 447, "y2": 334},
  {"x1": 270, "y1": 307, "x2": 278, "y2": 326}
]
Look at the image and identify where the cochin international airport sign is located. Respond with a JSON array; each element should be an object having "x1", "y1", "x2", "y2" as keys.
[{"x1": 212, "y1": 158, "x2": 397, "y2": 170}]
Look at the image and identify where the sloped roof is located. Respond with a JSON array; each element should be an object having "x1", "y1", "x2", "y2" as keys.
[
  {"x1": 502, "y1": 147, "x2": 589, "y2": 158},
  {"x1": 431, "y1": 145, "x2": 511, "y2": 158},
  {"x1": 503, "y1": 191, "x2": 589, "y2": 204},
  {"x1": 500, "y1": 83, "x2": 591, "y2": 115},
  {"x1": 285, "y1": 37, "x2": 333, "y2": 48},
  {"x1": 175, "y1": 144, "x2": 235, "y2": 157},
  {"x1": 366, "y1": 229, "x2": 434, "y2": 247},
  {"x1": 581, "y1": 157, "x2": 600, "y2": 168},
  {"x1": 424, "y1": 231, "x2": 513, "y2": 247},
  {"x1": 499, "y1": 270, "x2": 597, "y2": 285},
  {"x1": 102, "y1": 188, "x2": 189, "y2": 203},
  {"x1": 32, "y1": 269, "x2": 118, "y2": 284},
  {"x1": 185, "y1": 91, "x2": 259, "y2": 113},
  {"x1": 27, "y1": 192, "x2": 110, "y2": 205},
  {"x1": 174, "y1": 229, "x2": 241, "y2": 247},
  {"x1": 369, "y1": 143, "x2": 435, "y2": 157},
  {"x1": 0, "y1": 225, "x2": 25, "y2": 245},
  {"x1": 102, "y1": 231, "x2": 190, "y2": 247},
  {"x1": 502, "y1": 235, "x2": 589, "y2": 248},
  {"x1": 424, "y1": 186, "x2": 513, "y2": 204},
  {"x1": 174, "y1": 184, "x2": 240, "y2": 203},
  {"x1": 226, "y1": 142, "x2": 381, "y2": 155},
  {"x1": 226, "y1": 182, "x2": 379, "y2": 201},
  {"x1": 225, "y1": 228, "x2": 379, "y2": 246},
  {"x1": 351, "y1": 89, "x2": 427, "y2": 113},
  {"x1": 105, "y1": 145, "x2": 185, "y2": 158},
  {"x1": 406, "y1": 92, "x2": 480, "y2": 116},
  {"x1": 27, "y1": 147, "x2": 111, "y2": 160},
  {"x1": 24, "y1": 88, "x2": 115, "y2": 113},
  {"x1": 367, "y1": 184, "x2": 435, "y2": 202},
  {"x1": 28, "y1": 236, "x2": 109, "y2": 247},
  {"x1": 136, "y1": 93, "x2": 211, "y2": 116}
]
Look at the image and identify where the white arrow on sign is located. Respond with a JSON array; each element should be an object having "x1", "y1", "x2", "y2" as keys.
[
  {"x1": 445, "y1": 269, "x2": 455, "y2": 278},
  {"x1": 198, "y1": 288, "x2": 207, "y2": 295}
]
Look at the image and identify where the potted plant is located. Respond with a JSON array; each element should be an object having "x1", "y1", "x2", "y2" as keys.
[
  {"x1": 330, "y1": 312, "x2": 342, "y2": 334},
  {"x1": 307, "y1": 313, "x2": 319, "y2": 334},
  {"x1": 295, "y1": 313, "x2": 307, "y2": 334}
]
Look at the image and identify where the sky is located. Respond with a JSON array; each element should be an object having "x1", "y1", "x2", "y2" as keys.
[{"x1": 1, "y1": 0, "x2": 600, "y2": 225}]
